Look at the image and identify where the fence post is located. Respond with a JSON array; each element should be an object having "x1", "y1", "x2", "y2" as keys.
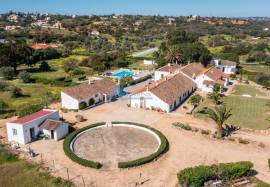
[
  {"x1": 66, "y1": 168, "x2": 69, "y2": 180},
  {"x1": 52, "y1": 160, "x2": 55, "y2": 172},
  {"x1": 81, "y1": 175, "x2": 85, "y2": 187},
  {"x1": 40, "y1": 153, "x2": 43, "y2": 163}
]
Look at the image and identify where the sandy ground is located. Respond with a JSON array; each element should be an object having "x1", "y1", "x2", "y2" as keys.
[
  {"x1": 1, "y1": 98, "x2": 270, "y2": 187},
  {"x1": 73, "y1": 126, "x2": 159, "y2": 169}
]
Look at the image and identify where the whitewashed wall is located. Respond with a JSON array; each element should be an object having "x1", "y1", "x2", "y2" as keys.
[{"x1": 154, "y1": 71, "x2": 170, "y2": 81}]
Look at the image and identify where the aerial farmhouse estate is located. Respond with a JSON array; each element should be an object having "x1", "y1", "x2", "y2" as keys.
[
  {"x1": 61, "y1": 78, "x2": 119, "y2": 110},
  {"x1": 6, "y1": 109, "x2": 69, "y2": 144}
]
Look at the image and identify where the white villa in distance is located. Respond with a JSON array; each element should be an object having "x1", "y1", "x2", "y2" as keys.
[
  {"x1": 212, "y1": 59, "x2": 236, "y2": 74},
  {"x1": 61, "y1": 78, "x2": 119, "y2": 110},
  {"x1": 6, "y1": 109, "x2": 69, "y2": 145}
]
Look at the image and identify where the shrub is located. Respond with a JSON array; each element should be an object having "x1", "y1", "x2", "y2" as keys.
[
  {"x1": 0, "y1": 67, "x2": 14, "y2": 80},
  {"x1": 79, "y1": 101, "x2": 87, "y2": 110},
  {"x1": 0, "y1": 100, "x2": 8, "y2": 114},
  {"x1": 218, "y1": 161, "x2": 253, "y2": 181},
  {"x1": 72, "y1": 67, "x2": 85, "y2": 75},
  {"x1": 78, "y1": 75, "x2": 86, "y2": 81},
  {"x1": 39, "y1": 61, "x2": 51, "y2": 72},
  {"x1": 17, "y1": 104, "x2": 43, "y2": 117},
  {"x1": 173, "y1": 122, "x2": 192, "y2": 131},
  {"x1": 10, "y1": 86, "x2": 23, "y2": 98},
  {"x1": 0, "y1": 81, "x2": 9, "y2": 91},
  {"x1": 63, "y1": 123, "x2": 104, "y2": 169},
  {"x1": 114, "y1": 122, "x2": 168, "y2": 168},
  {"x1": 19, "y1": 71, "x2": 31, "y2": 83},
  {"x1": 178, "y1": 161, "x2": 253, "y2": 187},
  {"x1": 201, "y1": 129, "x2": 210, "y2": 135},
  {"x1": 178, "y1": 165, "x2": 216, "y2": 187},
  {"x1": 268, "y1": 159, "x2": 270, "y2": 170},
  {"x1": 238, "y1": 138, "x2": 250, "y2": 144},
  {"x1": 0, "y1": 145, "x2": 18, "y2": 164},
  {"x1": 75, "y1": 114, "x2": 84, "y2": 122}
]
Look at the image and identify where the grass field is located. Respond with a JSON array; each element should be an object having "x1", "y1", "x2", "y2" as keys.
[
  {"x1": 233, "y1": 85, "x2": 266, "y2": 97},
  {"x1": 223, "y1": 96, "x2": 270, "y2": 129},
  {"x1": 0, "y1": 144, "x2": 72, "y2": 187}
]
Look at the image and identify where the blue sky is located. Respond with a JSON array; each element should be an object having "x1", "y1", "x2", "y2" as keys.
[{"x1": 0, "y1": 0, "x2": 269, "y2": 17}]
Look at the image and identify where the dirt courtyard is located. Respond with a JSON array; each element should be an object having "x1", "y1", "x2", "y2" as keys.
[
  {"x1": 1, "y1": 97, "x2": 270, "y2": 187},
  {"x1": 72, "y1": 125, "x2": 159, "y2": 169}
]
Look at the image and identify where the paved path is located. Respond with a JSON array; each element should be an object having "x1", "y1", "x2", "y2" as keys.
[{"x1": 132, "y1": 48, "x2": 159, "y2": 58}]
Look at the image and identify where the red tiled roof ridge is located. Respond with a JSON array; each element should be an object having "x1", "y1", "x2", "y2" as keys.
[{"x1": 11, "y1": 109, "x2": 56, "y2": 125}]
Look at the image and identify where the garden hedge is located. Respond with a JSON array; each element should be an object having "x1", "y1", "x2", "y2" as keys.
[
  {"x1": 112, "y1": 122, "x2": 169, "y2": 168},
  {"x1": 177, "y1": 161, "x2": 253, "y2": 187},
  {"x1": 63, "y1": 122, "x2": 105, "y2": 169}
]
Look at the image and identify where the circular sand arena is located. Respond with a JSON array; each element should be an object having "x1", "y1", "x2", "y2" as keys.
[{"x1": 71, "y1": 124, "x2": 161, "y2": 169}]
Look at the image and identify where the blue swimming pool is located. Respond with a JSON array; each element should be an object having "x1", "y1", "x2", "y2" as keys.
[{"x1": 113, "y1": 71, "x2": 134, "y2": 78}]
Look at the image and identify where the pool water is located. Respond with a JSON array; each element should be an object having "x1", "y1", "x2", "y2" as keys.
[{"x1": 113, "y1": 71, "x2": 134, "y2": 78}]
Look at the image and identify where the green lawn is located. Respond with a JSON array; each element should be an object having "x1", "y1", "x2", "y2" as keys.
[
  {"x1": 0, "y1": 145, "x2": 72, "y2": 187},
  {"x1": 233, "y1": 85, "x2": 266, "y2": 97},
  {"x1": 223, "y1": 96, "x2": 270, "y2": 129}
]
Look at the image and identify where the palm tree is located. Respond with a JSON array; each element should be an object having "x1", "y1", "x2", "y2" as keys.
[
  {"x1": 165, "y1": 46, "x2": 183, "y2": 64},
  {"x1": 200, "y1": 105, "x2": 232, "y2": 138}
]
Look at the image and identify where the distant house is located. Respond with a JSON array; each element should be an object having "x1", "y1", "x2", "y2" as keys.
[
  {"x1": 130, "y1": 73, "x2": 196, "y2": 112},
  {"x1": 212, "y1": 59, "x2": 236, "y2": 74},
  {"x1": 5, "y1": 25, "x2": 22, "y2": 31},
  {"x1": 6, "y1": 110, "x2": 69, "y2": 145},
  {"x1": 143, "y1": 59, "x2": 155, "y2": 65},
  {"x1": 7, "y1": 14, "x2": 18, "y2": 22},
  {"x1": 154, "y1": 63, "x2": 182, "y2": 81},
  {"x1": 31, "y1": 43, "x2": 59, "y2": 50},
  {"x1": 61, "y1": 79, "x2": 119, "y2": 110},
  {"x1": 90, "y1": 29, "x2": 100, "y2": 36}
]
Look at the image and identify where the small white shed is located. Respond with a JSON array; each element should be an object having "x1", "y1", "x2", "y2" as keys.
[{"x1": 40, "y1": 119, "x2": 69, "y2": 141}]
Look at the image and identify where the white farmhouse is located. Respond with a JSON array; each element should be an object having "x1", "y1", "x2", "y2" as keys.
[
  {"x1": 154, "y1": 63, "x2": 182, "y2": 81},
  {"x1": 130, "y1": 73, "x2": 196, "y2": 112},
  {"x1": 6, "y1": 109, "x2": 69, "y2": 145},
  {"x1": 212, "y1": 59, "x2": 236, "y2": 74},
  {"x1": 61, "y1": 79, "x2": 119, "y2": 110}
]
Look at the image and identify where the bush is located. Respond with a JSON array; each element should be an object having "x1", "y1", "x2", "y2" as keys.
[
  {"x1": 0, "y1": 100, "x2": 8, "y2": 114},
  {"x1": 114, "y1": 122, "x2": 168, "y2": 168},
  {"x1": 72, "y1": 68, "x2": 85, "y2": 75},
  {"x1": 79, "y1": 101, "x2": 87, "y2": 110},
  {"x1": 268, "y1": 159, "x2": 270, "y2": 170},
  {"x1": 0, "y1": 67, "x2": 14, "y2": 80},
  {"x1": 201, "y1": 129, "x2": 210, "y2": 135},
  {"x1": 0, "y1": 81, "x2": 9, "y2": 91},
  {"x1": 178, "y1": 161, "x2": 253, "y2": 187},
  {"x1": 63, "y1": 123, "x2": 105, "y2": 169},
  {"x1": 39, "y1": 61, "x2": 51, "y2": 72},
  {"x1": 238, "y1": 138, "x2": 250, "y2": 144},
  {"x1": 78, "y1": 75, "x2": 86, "y2": 81},
  {"x1": 17, "y1": 104, "x2": 44, "y2": 117},
  {"x1": 0, "y1": 144, "x2": 18, "y2": 165},
  {"x1": 10, "y1": 86, "x2": 23, "y2": 98},
  {"x1": 19, "y1": 71, "x2": 31, "y2": 83},
  {"x1": 178, "y1": 165, "x2": 216, "y2": 187},
  {"x1": 173, "y1": 122, "x2": 192, "y2": 131}
]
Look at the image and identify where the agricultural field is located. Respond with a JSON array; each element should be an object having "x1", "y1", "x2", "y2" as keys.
[
  {"x1": 0, "y1": 144, "x2": 72, "y2": 187},
  {"x1": 223, "y1": 96, "x2": 270, "y2": 129},
  {"x1": 232, "y1": 85, "x2": 266, "y2": 97}
]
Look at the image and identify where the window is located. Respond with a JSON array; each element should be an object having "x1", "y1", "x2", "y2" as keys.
[{"x1": 12, "y1": 128, "x2": 17, "y2": 136}]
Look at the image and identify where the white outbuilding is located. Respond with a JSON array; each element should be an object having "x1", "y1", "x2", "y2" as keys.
[
  {"x1": 6, "y1": 109, "x2": 69, "y2": 145},
  {"x1": 61, "y1": 78, "x2": 119, "y2": 110}
]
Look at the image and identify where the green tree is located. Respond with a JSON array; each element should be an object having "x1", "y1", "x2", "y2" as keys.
[
  {"x1": 189, "y1": 94, "x2": 203, "y2": 113},
  {"x1": 0, "y1": 67, "x2": 15, "y2": 80},
  {"x1": 39, "y1": 61, "x2": 51, "y2": 72},
  {"x1": 19, "y1": 71, "x2": 31, "y2": 83},
  {"x1": 199, "y1": 105, "x2": 232, "y2": 138},
  {"x1": 165, "y1": 46, "x2": 183, "y2": 64},
  {"x1": 0, "y1": 100, "x2": 8, "y2": 114},
  {"x1": 208, "y1": 84, "x2": 223, "y2": 105}
]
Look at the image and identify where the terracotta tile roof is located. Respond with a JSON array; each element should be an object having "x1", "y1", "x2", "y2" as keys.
[
  {"x1": 63, "y1": 79, "x2": 118, "y2": 101},
  {"x1": 181, "y1": 63, "x2": 206, "y2": 78},
  {"x1": 133, "y1": 73, "x2": 196, "y2": 105},
  {"x1": 157, "y1": 64, "x2": 182, "y2": 73},
  {"x1": 40, "y1": 119, "x2": 62, "y2": 131},
  {"x1": 204, "y1": 67, "x2": 228, "y2": 81},
  {"x1": 31, "y1": 43, "x2": 59, "y2": 50},
  {"x1": 219, "y1": 60, "x2": 236, "y2": 66},
  {"x1": 11, "y1": 110, "x2": 54, "y2": 125}
]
